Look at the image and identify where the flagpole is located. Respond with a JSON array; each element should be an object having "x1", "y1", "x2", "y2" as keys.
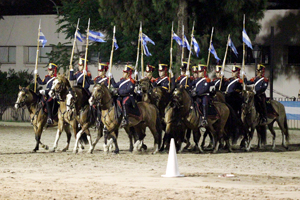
[
  {"x1": 181, "y1": 24, "x2": 184, "y2": 65},
  {"x1": 169, "y1": 21, "x2": 174, "y2": 92},
  {"x1": 140, "y1": 23, "x2": 144, "y2": 78},
  {"x1": 186, "y1": 21, "x2": 195, "y2": 87},
  {"x1": 135, "y1": 22, "x2": 142, "y2": 80},
  {"x1": 242, "y1": 14, "x2": 246, "y2": 90},
  {"x1": 219, "y1": 34, "x2": 230, "y2": 91},
  {"x1": 207, "y1": 27, "x2": 214, "y2": 68},
  {"x1": 34, "y1": 19, "x2": 41, "y2": 93},
  {"x1": 83, "y1": 18, "x2": 90, "y2": 89},
  {"x1": 108, "y1": 26, "x2": 116, "y2": 88},
  {"x1": 69, "y1": 18, "x2": 80, "y2": 81}
]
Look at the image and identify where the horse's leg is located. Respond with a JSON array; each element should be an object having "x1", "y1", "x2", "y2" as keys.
[
  {"x1": 268, "y1": 122, "x2": 277, "y2": 150},
  {"x1": 276, "y1": 117, "x2": 289, "y2": 150},
  {"x1": 73, "y1": 129, "x2": 83, "y2": 154},
  {"x1": 85, "y1": 128, "x2": 93, "y2": 154},
  {"x1": 127, "y1": 127, "x2": 136, "y2": 152},
  {"x1": 148, "y1": 123, "x2": 161, "y2": 154},
  {"x1": 103, "y1": 127, "x2": 110, "y2": 153},
  {"x1": 32, "y1": 124, "x2": 43, "y2": 152},
  {"x1": 201, "y1": 130, "x2": 208, "y2": 148},
  {"x1": 184, "y1": 129, "x2": 191, "y2": 149},
  {"x1": 62, "y1": 123, "x2": 72, "y2": 152},
  {"x1": 110, "y1": 131, "x2": 119, "y2": 154},
  {"x1": 50, "y1": 121, "x2": 64, "y2": 152},
  {"x1": 92, "y1": 123, "x2": 103, "y2": 151},
  {"x1": 192, "y1": 129, "x2": 203, "y2": 153},
  {"x1": 245, "y1": 127, "x2": 254, "y2": 151},
  {"x1": 132, "y1": 126, "x2": 144, "y2": 152}
]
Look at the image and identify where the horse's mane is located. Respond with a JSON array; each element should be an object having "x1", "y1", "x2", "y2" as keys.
[{"x1": 57, "y1": 75, "x2": 71, "y2": 88}]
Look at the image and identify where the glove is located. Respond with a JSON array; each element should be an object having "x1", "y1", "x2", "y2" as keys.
[
  {"x1": 107, "y1": 72, "x2": 113, "y2": 78},
  {"x1": 39, "y1": 90, "x2": 45, "y2": 95},
  {"x1": 34, "y1": 69, "x2": 38, "y2": 75},
  {"x1": 220, "y1": 71, "x2": 224, "y2": 76},
  {"x1": 83, "y1": 70, "x2": 87, "y2": 75},
  {"x1": 134, "y1": 70, "x2": 139, "y2": 77},
  {"x1": 186, "y1": 70, "x2": 190, "y2": 77},
  {"x1": 241, "y1": 70, "x2": 246, "y2": 76},
  {"x1": 169, "y1": 69, "x2": 173, "y2": 77},
  {"x1": 69, "y1": 64, "x2": 73, "y2": 70}
]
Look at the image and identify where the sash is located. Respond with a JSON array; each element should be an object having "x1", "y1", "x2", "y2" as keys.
[
  {"x1": 119, "y1": 79, "x2": 130, "y2": 88},
  {"x1": 98, "y1": 77, "x2": 107, "y2": 84},
  {"x1": 195, "y1": 78, "x2": 206, "y2": 88},
  {"x1": 179, "y1": 76, "x2": 187, "y2": 85},
  {"x1": 254, "y1": 77, "x2": 264, "y2": 87},
  {"x1": 46, "y1": 77, "x2": 55, "y2": 88},
  {"x1": 156, "y1": 76, "x2": 168, "y2": 85},
  {"x1": 225, "y1": 78, "x2": 238, "y2": 93},
  {"x1": 214, "y1": 79, "x2": 220, "y2": 87},
  {"x1": 77, "y1": 73, "x2": 84, "y2": 83}
]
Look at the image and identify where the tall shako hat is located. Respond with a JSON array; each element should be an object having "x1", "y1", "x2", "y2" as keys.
[
  {"x1": 215, "y1": 65, "x2": 222, "y2": 72},
  {"x1": 146, "y1": 65, "x2": 155, "y2": 72},
  {"x1": 48, "y1": 63, "x2": 57, "y2": 76},
  {"x1": 158, "y1": 64, "x2": 168, "y2": 71},
  {"x1": 98, "y1": 61, "x2": 109, "y2": 71}
]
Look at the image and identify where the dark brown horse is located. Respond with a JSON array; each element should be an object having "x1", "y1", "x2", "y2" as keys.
[
  {"x1": 89, "y1": 83, "x2": 162, "y2": 154},
  {"x1": 48, "y1": 75, "x2": 88, "y2": 152},
  {"x1": 14, "y1": 85, "x2": 56, "y2": 152},
  {"x1": 167, "y1": 86, "x2": 230, "y2": 153},
  {"x1": 241, "y1": 88, "x2": 289, "y2": 151}
]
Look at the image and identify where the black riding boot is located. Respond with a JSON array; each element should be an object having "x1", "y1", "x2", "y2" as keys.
[
  {"x1": 46, "y1": 100, "x2": 53, "y2": 124},
  {"x1": 202, "y1": 104, "x2": 208, "y2": 126},
  {"x1": 121, "y1": 105, "x2": 129, "y2": 127},
  {"x1": 261, "y1": 101, "x2": 268, "y2": 124}
]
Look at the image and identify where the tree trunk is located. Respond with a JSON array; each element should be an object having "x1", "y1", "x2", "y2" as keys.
[{"x1": 176, "y1": 0, "x2": 188, "y2": 69}]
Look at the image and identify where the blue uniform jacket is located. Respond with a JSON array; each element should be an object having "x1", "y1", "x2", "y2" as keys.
[
  {"x1": 191, "y1": 77, "x2": 211, "y2": 96},
  {"x1": 176, "y1": 75, "x2": 192, "y2": 88},
  {"x1": 245, "y1": 76, "x2": 269, "y2": 94},
  {"x1": 69, "y1": 70, "x2": 93, "y2": 89},
  {"x1": 152, "y1": 76, "x2": 174, "y2": 90},
  {"x1": 115, "y1": 78, "x2": 135, "y2": 97},
  {"x1": 37, "y1": 75, "x2": 56, "y2": 93},
  {"x1": 225, "y1": 77, "x2": 243, "y2": 94},
  {"x1": 93, "y1": 75, "x2": 117, "y2": 88}
]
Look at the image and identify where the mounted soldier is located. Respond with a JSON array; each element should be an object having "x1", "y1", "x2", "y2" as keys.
[
  {"x1": 114, "y1": 64, "x2": 136, "y2": 127},
  {"x1": 225, "y1": 65, "x2": 243, "y2": 118},
  {"x1": 245, "y1": 64, "x2": 269, "y2": 123},
  {"x1": 93, "y1": 61, "x2": 116, "y2": 87},
  {"x1": 175, "y1": 61, "x2": 191, "y2": 88},
  {"x1": 144, "y1": 64, "x2": 156, "y2": 83},
  {"x1": 36, "y1": 63, "x2": 57, "y2": 124},
  {"x1": 69, "y1": 56, "x2": 93, "y2": 92},
  {"x1": 212, "y1": 65, "x2": 227, "y2": 92},
  {"x1": 152, "y1": 63, "x2": 174, "y2": 91},
  {"x1": 191, "y1": 64, "x2": 211, "y2": 125}
]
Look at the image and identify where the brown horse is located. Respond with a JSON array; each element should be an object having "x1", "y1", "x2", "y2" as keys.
[
  {"x1": 89, "y1": 83, "x2": 162, "y2": 154},
  {"x1": 48, "y1": 75, "x2": 88, "y2": 152},
  {"x1": 167, "y1": 86, "x2": 230, "y2": 153},
  {"x1": 14, "y1": 85, "x2": 56, "y2": 152},
  {"x1": 241, "y1": 88, "x2": 289, "y2": 151},
  {"x1": 139, "y1": 77, "x2": 153, "y2": 102}
]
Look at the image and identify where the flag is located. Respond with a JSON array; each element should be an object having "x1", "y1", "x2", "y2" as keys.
[
  {"x1": 114, "y1": 37, "x2": 119, "y2": 50},
  {"x1": 228, "y1": 37, "x2": 238, "y2": 57},
  {"x1": 209, "y1": 43, "x2": 220, "y2": 62},
  {"x1": 172, "y1": 32, "x2": 183, "y2": 46},
  {"x1": 89, "y1": 30, "x2": 106, "y2": 43},
  {"x1": 143, "y1": 41, "x2": 152, "y2": 56},
  {"x1": 75, "y1": 30, "x2": 85, "y2": 42},
  {"x1": 242, "y1": 29, "x2": 253, "y2": 49},
  {"x1": 192, "y1": 36, "x2": 200, "y2": 57},
  {"x1": 39, "y1": 30, "x2": 47, "y2": 48},
  {"x1": 183, "y1": 35, "x2": 191, "y2": 51},
  {"x1": 142, "y1": 33, "x2": 155, "y2": 45}
]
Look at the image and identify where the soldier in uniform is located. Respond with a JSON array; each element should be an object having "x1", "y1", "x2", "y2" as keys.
[
  {"x1": 245, "y1": 64, "x2": 269, "y2": 123},
  {"x1": 152, "y1": 63, "x2": 174, "y2": 91},
  {"x1": 175, "y1": 61, "x2": 191, "y2": 88},
  {"x1": 114, "y1": 65, "x2": 136, "y2": 127},
  {"x1": 225, "y1": 65, "x2": 244, "y2": 118},
  {"x1": 212, "y1": 65, "x2": 227, "y2": 92},
  {"x1": 93, "y1": 62, "x2": 116, "y2": 87},
  {"x1": 191, "y1": 64, "x2": 211, "y2": 125},
  {"x1": 69, "y1": 56, "x2": 93, "y2": 92},
  {"x1": 144, "y1": 64, "x2": 156, "y2": 83},
  {"x1": 36, "y1": 63, "x2": 57, "y2": 124}
]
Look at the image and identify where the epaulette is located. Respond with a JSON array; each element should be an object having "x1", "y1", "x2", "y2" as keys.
[
  {"x1": 176, "y1": 76, "x2": 181, "y2": 82},
  {"x1": 206, "y1": 78, "x2": 211, "y2": 83},
  {"x1": 45, "y1": 75, "x2": 50, "y2": 77},
  {"x1": 238, "y1": 78, "x2": 243, "y2": 83},
  {"x1": 94, "y1": 76, "x2": 99, "y2": 82},
  {"x1": 250, "y1": 77, "x2": 255, "y2": 82},
  {"x1": 190, "y1": 76, "x2": 195, "y2": 81},
  {"x1": 87, "y1": 72, "x2": 92, "y2": 77},
  {"x1": 75, "y1": 71, "x2": 80, "y2": 75},
  {"x1": 130, "y1": 78, "x2": 136, "y2": 84},
  {"x1": 264, "y1": 77, "x2": 269, "y2": 82},
  {"x1": 154, "y1": 77, "x2": 159, "y2": 82}
]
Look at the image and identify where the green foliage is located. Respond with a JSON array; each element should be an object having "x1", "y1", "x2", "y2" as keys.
[{"x1": 0, "y1": 69, "x2": 34, "y2": 120}]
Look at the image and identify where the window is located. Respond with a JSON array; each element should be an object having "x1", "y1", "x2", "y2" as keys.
[
  {"x1": 0, "y1": 46, "x2": 16, "y2": 63},
  {"x1": 28, "y1": 46, "x2": 52, "y2": 63}
]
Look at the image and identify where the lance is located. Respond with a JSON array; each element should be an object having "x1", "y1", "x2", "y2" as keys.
[
  {"x1": 69, "y1": 18, "x2": 80, "y2": 81},
  {"x1": 242, "y1": 14, "x2": 246, "y2": 90},
  {"x1": 186, "y1": 21, "x2": 195, "y2": 87},
  {"x1": 134, "y1": 22, "x2": 142, "y2": 80},
  {"x1": 169, "y1": 21, "x2": 174, "y2": 92},
  {"x1": 181, "y1": 24, "x2": 184, "y2": 65},
  {"x1": 82, "y1": 18, "x2": 90, "y2": 88},
  {"x1": 219, "y1": 34, "x2": 230, "y2": 91},
  {"x1": 207, "y1": 27, "x2": 214, "y2": 68},
  {"x1": 140, "y1": 24, "x2": 144, "y2": 78},
  {"x1": 34, "y1": 19, "x2": 41, "y2": 93},
  {"x1": 108, "y1": 26, "x2": 116, "y2": 88}
]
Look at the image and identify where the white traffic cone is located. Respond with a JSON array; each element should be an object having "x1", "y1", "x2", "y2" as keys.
[{"x1": 161, "y1": 138, "x2": 184, "y2": 178}]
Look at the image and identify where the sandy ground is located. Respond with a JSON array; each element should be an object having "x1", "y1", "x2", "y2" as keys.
[{"x1": 0, "y1": 122, "x2": 300, "y2": 200}]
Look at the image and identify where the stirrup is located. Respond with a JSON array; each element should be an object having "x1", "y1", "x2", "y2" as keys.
[
  {"x1": 121, "y1": 117, "x2": 128, "y2": 127},
  {"x1": 47, "y1": 118, "x2": 53, "y2": 125}
]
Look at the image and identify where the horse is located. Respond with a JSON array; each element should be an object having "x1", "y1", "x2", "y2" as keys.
[
  {"x1": 139, "y1": 77, "x2": 153, "y2": 102},
  {"x1": 14, "y1": 85, "x2": 54, "y2": 152},
  {"x1": 167, "y1": 86, "x2": 230, "y2": 153},
  {"x1": 48, "y1": 75, "x2": 88, "y2": 152},
  {"x1": 241, "y1": 88, "x2": 289, "y2": 151},
  {"x1": 65, "y1": 86, "x2": 102, "y2": 153},
  {"x1": 89, "y1": 83, "x2": 162, "y2": 154}
]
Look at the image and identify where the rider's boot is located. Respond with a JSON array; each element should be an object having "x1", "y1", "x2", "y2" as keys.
[
  {"x1": 121, "y1": 105, "x2": 129, "y2": 127},
  {"x1": 46, "y1": 100, "x2": 53, "y2": 125},
  {"x1": 261, "y1": 101, "x2": 268, "y2": 124}
]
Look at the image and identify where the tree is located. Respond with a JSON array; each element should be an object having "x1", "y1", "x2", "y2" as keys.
[{"x1": 0, "y1": 69, "x2": 34, "y2": 121}]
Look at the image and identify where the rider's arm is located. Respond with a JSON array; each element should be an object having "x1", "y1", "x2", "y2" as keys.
[
  {"x1": 37, "y1": 76, "x2": 47, "y2": 85},
  {"x1": 69, "y1": 69, "x2": 76, "y2": 80}
]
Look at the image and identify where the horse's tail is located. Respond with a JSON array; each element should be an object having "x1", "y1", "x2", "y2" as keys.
[
  {"x1": 257, "y1": 125, "x2": 267, "y2": 145},
  {"x1": 79, "y1": 131, "x2": 89, "y2": 144},
  {"x1": 284, "y1": 115, "x2": 289, "y2": 141}
]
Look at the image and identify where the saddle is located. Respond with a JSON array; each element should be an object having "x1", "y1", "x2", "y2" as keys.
[
  {"x1": 266, "y1": 98, "x2": 279, "y2": 117},
  {"x1": 41, "y1": 97, "x2": 59, "y2": 121},
  {"x1": 195, "y1": 101, "x2": 220, "y2": 119},
  {"x1": 117, "y1": 99, "x2": 142, "y2": 120}
]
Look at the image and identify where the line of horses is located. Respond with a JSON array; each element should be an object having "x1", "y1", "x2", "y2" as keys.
[{"x1": 14, "y1": 75, "x2": 289, "y2": 154}]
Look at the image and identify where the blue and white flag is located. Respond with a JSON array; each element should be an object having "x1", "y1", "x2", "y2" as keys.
[
  {"x1": 39, "y1": 30, "x2": 47, "y2": 48},
  {"x1": 75, "y1": 30, "x2": 85, "y2": 42},
  {"x1": 242, "y1": 29, "x2": 253, "y2": 49},
  {"x1": 228, "y1": 37, "x2": 238, "y2": 57},
  {"x1": 141, "y1": 33, "x2": 155, "y2": 57},
  {"x1": 172, "y1": 32, "x2": 183, "y2": 46},
  {"x1": 114, "y1": 37, "x2": 119, "y2": 50},
  {"x1": 209, "y1": 43, "x2": 220, "y2": 62},
  {"x1": 142, "y1": 33, "x2": 155, "y2": 45},
  {"x1": 89, "y1": 30, "x2": 106, "y2": 43},
  {"x1": 192, "y1": 36, "x2": 200, "y2": 57},
  {"x1": 183, "y1": 35, "x2": 191, "y2": 51},
  {"x1": 279, "y1": 101, "x2": 300, "y2": 120}
]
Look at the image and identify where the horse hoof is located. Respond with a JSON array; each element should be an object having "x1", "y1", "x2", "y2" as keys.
[
  {"x1": 113, "y1": 150, "x2": 119, "y2": 154},
  {"x1": 49, "y1": 148, "x2": 56, "y2": 153},
  {"x1": 31, "y1": 149, "x2": 37, "y2": 153},
  {"x1": 73, "y1": 149, "x2": 78, "y2": 154},
  {"x1": 62, "y1": 148, "x2": 68, "y2": 152},
  {"x1": 88, "y1": 149, "x2": 93, "y2": 154},
  {"x1": 141, "y1": 144, "x2": 147, "y2": 150},
  {"x1": 44, "y1": 145, "x2": 49, "y2": 150}
]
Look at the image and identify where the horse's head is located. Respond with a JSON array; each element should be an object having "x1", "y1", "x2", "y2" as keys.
[
  {"x1": 241, "y1": 89, "x2": 255, "y2": 120},
  {"x1": 49, "y1": 75, "x2": 69, "y2": 98},
  {"x1": 172, "y1": 85, "x2": 184, "y2": 105},
  {"x1": 149, "y1": 87, "x2": 163, "y2": 106},
  {"x1": 89, "y1": 83, "x2": 111, "y2": 107},
  {"x1": 140, "y1": 77, "x2": 151, "y2": 93},
  {"x1": 66, "y1": 89, "x2": 77, "y2": 112},
  {"x1": 15, "y1": 85, "x2": 31, "y2": 109}
]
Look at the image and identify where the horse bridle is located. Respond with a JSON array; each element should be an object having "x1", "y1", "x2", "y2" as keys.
[
  {"x1": 92, "y1": 86, "x2": 112, "y2": 107},
  {"x1": 16, "y1": 89, "x2": 29, "y2": 108}
]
